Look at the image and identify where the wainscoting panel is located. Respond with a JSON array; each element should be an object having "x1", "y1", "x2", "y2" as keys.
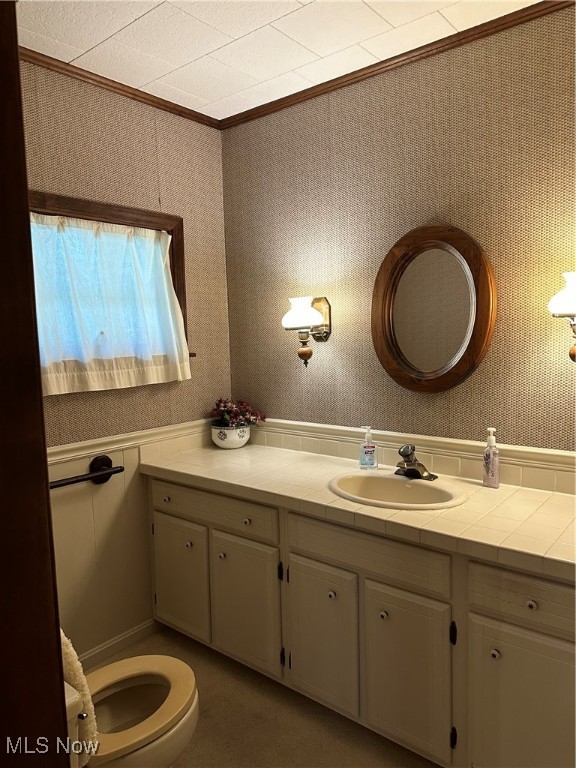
[{"x1": 49, "y1": 446, "x2": 151, "y2": 658}]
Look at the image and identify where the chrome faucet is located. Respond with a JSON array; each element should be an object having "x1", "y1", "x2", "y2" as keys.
[{"x1": 395, "y1": 444, "x2": 437, "y2": 481}]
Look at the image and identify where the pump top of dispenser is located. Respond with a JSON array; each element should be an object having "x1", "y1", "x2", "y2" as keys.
[
  {"x1": 486, "y1": 427, "x2": 497, "y2": 446},
  {"x1": 361, "y1": 426, "x2": 373, "y2": 442}
]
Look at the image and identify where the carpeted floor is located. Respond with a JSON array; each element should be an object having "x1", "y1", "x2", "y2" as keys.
[{"x1": 98, "y1": 625, "x2": 436, "y2": 768}]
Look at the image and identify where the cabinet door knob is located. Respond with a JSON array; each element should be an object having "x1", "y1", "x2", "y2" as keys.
[
  {"x1": 490, "y1": 648, "x2": 501, "y2": 659},
  {"x1": 185, "y1": 541, "x2": 193, "y2": 549},
  {"x1": 163, "y1": 496, "x2": 171, "y2": 503},
  {"x1": 379, "y1": 611, "x2": 389, "y2": 620},
  {"x1": 525, "y1": 599, "x2": 538, "y2": 611},
  {"x1": 218, "y1": 552, "x2": 226, "y2": 560},
  {"x1": 328, "y1": 590, "x2": 337, "y2": 599},
  {"x1": 243, "y1": 518, "x2": 252, "y2": 526}
]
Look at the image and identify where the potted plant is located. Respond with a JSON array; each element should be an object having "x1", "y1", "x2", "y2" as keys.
[{"x1": 209, "y1": 398, "x2": 265, "y2": 449}]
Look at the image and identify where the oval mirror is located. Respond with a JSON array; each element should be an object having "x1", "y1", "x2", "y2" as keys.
[{"x1": 371, "y1": 224, "x2": 497, "y2": 392}]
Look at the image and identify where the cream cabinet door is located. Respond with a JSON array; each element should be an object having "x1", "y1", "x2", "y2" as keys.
[
  {"x1": 211, "y1": 530, "x2": 282, "y2": 678},
  {"x1": 287, "y1": 554, "x2": 359, "y2": 717},
  {"x1": 469, "y1": 614, "x2": 576, "y2": 768},
  {"x1": 152, "y1": 511, "x2": 210, "y2": 642},
  {"x1": 364, "y1": 579, "x2": 452, "y2": 765}
]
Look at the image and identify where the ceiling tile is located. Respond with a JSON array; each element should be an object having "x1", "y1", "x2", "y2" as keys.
[
  {"x1": 172, "y1": 0, "x2": 301, "y2": 39},
  {"x1": 296, "y1": 45, "x2": 378, "y2": 85},
  {"x1": 203, "y1": 71, "x2": 311, "y2": 119},
  {"x1": 201, "y1": 92, "x2": 255, "y2": 120},
  {"x1": 16, "y1": 1, "x2": 161, "y2": 52},
  {"x1": 72, "y1": 38, "x2": 174, "y2": 89},
  {"x1": 272, "y1": 0, "x2": 392, "y2": 58},
  {"x1": 16, "y1": 0, "x2": 543, "y2": 121},
  {"x1": 16, "y1": 26, "x2": 83, "y2": 62},
  {"x1": 159, "y1": 56, "x2": 258, "y2": 101},
  {"x1": 366, "y1": 1, "x2": 458, "y2": 28},
  {"x1": 141, "y1": 81, "x2": 209, "y2": 111},
  {"x1": 361, "y1": 12, "x2": 456, "y2": 60},
  {"x1": 114, "y1": 3, "x2": 232, "y2": 67},
  {"x1": 239, "y1": 71, "x2": 311, "y2": 104},
  {"x1": 210, "y1": 25, "x2": 318, "y2": 80},
  {"x1": 440, "y1": 0, "x2": 540, "y2": 31}
]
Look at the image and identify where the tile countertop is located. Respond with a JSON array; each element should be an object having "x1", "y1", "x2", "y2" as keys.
[{"x1": 140, "y1": 444, "x2": 576, "y2": 584}]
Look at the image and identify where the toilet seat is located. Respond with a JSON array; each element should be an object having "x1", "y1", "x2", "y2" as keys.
[{"x1": 86, "y1": 655, "x2": 197, "y2": 766}]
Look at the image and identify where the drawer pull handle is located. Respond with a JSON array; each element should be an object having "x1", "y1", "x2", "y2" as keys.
[
  {"x1": 163, "y1": 496, "x2": 171, "y2": 503},
  {"x1": 490, "y1": 648, "x2": 501, "y2": 660},
  {"x1": 243, "y1": 518, "x2": 252, "y2": 526},
  {"x1": 218, "y1": 552, "x2": 227, "y2": 560},
  {"x1": 328, "y1": 590, "x2": 337, "y2": 599},
  {"x1": 525, "y1": 599, "x2": 538, "y2": 611},
  {"x1": 185, "y1": 541, "x2": 193, "y2": 549},
  {"x1": 379, "y1": 611, "x2": 389, "y2": 620}
]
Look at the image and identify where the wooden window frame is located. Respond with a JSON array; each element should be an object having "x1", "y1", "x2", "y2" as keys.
[{"x1": 28, "y1": 190, "x2": 193, "y2": 354}]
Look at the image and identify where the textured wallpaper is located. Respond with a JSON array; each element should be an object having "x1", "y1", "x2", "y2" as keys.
[
  {"x1": 20, "y1": 64, "x2": 231, "y2": 447},
  {"x1": 222, "y1": 8, "x2": 575, "y2": 451}
]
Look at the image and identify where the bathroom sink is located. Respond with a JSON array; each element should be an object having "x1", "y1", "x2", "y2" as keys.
[{"x1": 328, "y1": 471, "x2": 467, "y2": 510}]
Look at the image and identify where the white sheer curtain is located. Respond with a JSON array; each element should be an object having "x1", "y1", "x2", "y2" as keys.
[{"x1": 30, "y1": 212, "x2": 191, "y2": 395}]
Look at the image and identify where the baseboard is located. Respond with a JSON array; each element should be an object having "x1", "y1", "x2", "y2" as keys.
[{"x1": 80, "y1": 620, "x2": 156, "y2": 671}]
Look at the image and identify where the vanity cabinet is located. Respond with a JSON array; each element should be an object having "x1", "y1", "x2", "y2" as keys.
[
  {"x1": 147, "y1": 474, "x2": 576, "y2": 768},
  {"x1": 286, "y1": 512, "x2": 453, "y2": 765},
  {"x1": 286, "y1": 554, "x2": 359, "y2": 717},
  {"x1": 150, "y1": 480, "x2": 282, "y2": 679},
  {"x1": 364, "y1": 579, "x2": 452, "y2": 765},
  {"x1": 468, "y1": 563, "x2": 575, "y2": 768}
]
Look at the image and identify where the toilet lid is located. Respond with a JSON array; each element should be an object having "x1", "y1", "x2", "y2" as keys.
[{"x1": 86, "y1": 655, "x2": 196, "y2": 766}]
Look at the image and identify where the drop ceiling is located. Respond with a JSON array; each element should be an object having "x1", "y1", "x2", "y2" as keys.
[{"x1": 17, "y1": 0, "x2": 542, "y2": 122}]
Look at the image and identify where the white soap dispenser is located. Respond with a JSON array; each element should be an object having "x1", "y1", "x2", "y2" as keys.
[
  {"x1": 359, "y1": 426, "x2": 377, "y2": 469},
  {"x1": 482, "y1": 427, "x2": 500, "y2": 488}
]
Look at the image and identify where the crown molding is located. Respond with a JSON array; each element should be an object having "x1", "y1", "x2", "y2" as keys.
[
  {"x1": 221, "y1": 0, "x2": 573, "y2": 128},
  {"x1": 18, "y1": 47, "x2": 220, "y2": 129},
  {"x1": 18, "y1": 1, "x2": 572, "y2": 131}
]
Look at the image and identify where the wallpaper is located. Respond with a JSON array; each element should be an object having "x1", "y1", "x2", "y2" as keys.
[
  {"x1": 20, "y1": 63, "x2": 231, "y2": 446},
  {"x1": 222, "y1": 8, "x2": 575, "y2": 451}
]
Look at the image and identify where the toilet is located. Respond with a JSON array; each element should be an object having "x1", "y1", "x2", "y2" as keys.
[{"x1": 66, "y1": 655, "x2": 199, "y2": 768}]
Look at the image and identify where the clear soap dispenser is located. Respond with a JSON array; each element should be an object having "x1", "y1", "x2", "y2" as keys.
[
  {"x1": 482, "y1": 427, "x2": 500, "y2": 488},
  {"x1": 359, "y1": 426, "x2": 377, "y2": 469}
]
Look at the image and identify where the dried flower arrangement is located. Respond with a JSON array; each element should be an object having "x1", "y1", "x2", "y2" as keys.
[{"x1": 209, "y1": 398, "x2": 266, "y2": 428}]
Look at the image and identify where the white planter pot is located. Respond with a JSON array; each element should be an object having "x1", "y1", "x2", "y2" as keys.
[{"x1": 211, "y1": 425, "x2": 251, "y2": 449}]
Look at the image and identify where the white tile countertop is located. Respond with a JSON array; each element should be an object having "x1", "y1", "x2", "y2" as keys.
[{"x1": 140, "y1": 444, "x2": 576, "y2": 583}]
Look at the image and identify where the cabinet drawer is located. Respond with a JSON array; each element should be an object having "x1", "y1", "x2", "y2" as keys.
[
  {"x1": 469, "y1": 562, "x2": 575, "y2": 640},
  {"x1": 288, "y1": 514, "x2": 450, "y2": 600},
  {"x1": 152, "y1": 480, "x2": 279, "y2": 544}
]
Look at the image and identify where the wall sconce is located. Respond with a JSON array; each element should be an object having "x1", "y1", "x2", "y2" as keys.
[
  {"x1": 282, "y1": 296, "x2": 331, "y2": 366},
  {"x1": 548, "y1": 272, "x2": 576, "y2": 362}
]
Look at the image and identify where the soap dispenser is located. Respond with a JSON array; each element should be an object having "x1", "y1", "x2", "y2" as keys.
[
  {"x1": 359, "y1": 426, "x2": 377, "y2": 469},
  {"x1": 482, "y1": 427, "x2": 500, "y2": 488}
]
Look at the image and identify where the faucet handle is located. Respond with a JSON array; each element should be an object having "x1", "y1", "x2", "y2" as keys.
[{"x1": 398, "y1": 444, "x2": 416, "y2": 461}]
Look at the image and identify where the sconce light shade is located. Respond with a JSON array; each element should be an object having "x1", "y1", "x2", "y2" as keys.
[
  {"x1": 548, "y1": 272, "x2": 576, "y2": 317},
  {"x1": 282, "y1": 297, "x2": 324, "y2": 330},
  {"x1": 548, "y1": 272, "x2": 576, "y2": 362},
  {"x1": 282, "y1": 296, "x2": 332, "y2": 366}
]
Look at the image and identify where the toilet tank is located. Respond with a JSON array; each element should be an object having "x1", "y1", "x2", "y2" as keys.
[{"x1": 64, "y1": 681, "x2": 82, "y2": 768}]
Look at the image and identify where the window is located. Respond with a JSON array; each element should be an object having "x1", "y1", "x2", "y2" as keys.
[{"x1": 29, "y1": 192, "x2": 191, "y2": 396}]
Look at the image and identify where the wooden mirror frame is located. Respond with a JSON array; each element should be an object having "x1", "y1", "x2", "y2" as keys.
[{"x1": 371, "y1": 223, "x2": 497, "y2": 393}]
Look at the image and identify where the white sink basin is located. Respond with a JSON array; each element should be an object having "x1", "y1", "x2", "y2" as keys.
[{"x1": 328, "y1": 471, "x2": 467, "y2": 510}]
